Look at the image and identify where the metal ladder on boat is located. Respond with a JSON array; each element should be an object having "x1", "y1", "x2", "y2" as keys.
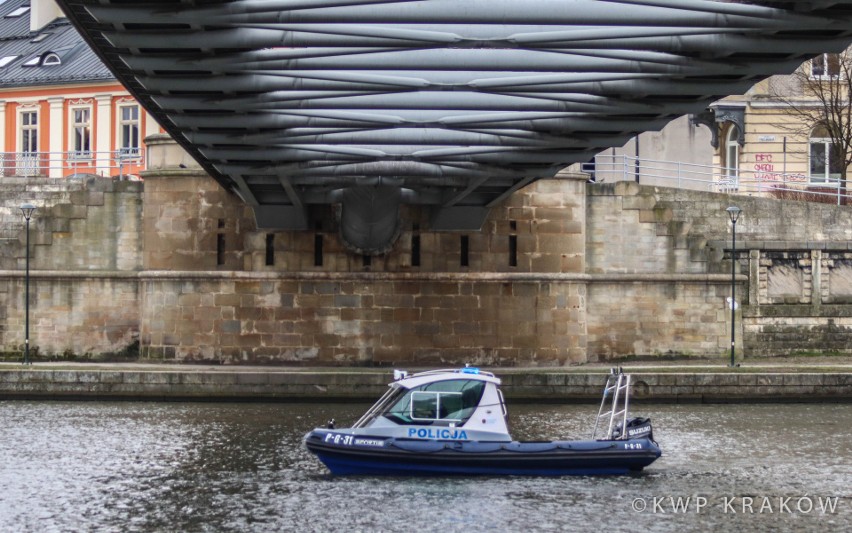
[{"x1": 592, "y1": 369, "x2": 631, "y2": 440}]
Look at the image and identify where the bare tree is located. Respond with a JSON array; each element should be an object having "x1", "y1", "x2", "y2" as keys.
[{"x1": 769, "y1": 49, "x2": 852, "y2": 200}]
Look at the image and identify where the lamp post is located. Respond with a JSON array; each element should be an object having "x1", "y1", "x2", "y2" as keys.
[
  {"x1": 20, "y1": 203, "x2": 36, "y2": 365},
  {"x1": 726, "y1": 206, "x2": 742, "y2": 368}
]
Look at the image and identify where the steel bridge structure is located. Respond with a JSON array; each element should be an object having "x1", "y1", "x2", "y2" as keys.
[{"x1": 57, "y1": 0, "x2": 852, "y2": 253}]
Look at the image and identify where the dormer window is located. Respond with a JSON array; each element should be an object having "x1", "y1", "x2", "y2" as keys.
[
  {"x1": 0, "y1": 55, "x2": 18, "y2": 68},
  {"x1": 41, "y1": 53, "x2": 60, "y2": 66},
  {"x1": 31, "y1": 33, "x2": 51, "y2": 43},
  {"x1": 6, "y1": 6, "x2": 30, "y2": 18},
  {"x1": 21, "y1": 52, "x2": 62, "y2": 68}
]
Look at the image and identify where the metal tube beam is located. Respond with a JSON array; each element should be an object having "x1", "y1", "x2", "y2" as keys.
[{"x1": 56, "y1": 0, "x2": 852, "y2": 252}]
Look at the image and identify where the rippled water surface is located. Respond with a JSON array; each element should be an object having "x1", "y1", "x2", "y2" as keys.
[{"x1": 0, "y1": 401, "x2": 850, "y2": 532}]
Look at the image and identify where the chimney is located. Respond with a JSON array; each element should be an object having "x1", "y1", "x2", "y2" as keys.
[{"x1": 31, "y1": 0, "x2": 64, "y2": 33}]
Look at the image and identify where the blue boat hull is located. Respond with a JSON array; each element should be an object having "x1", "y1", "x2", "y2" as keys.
[{"x1": 304, "y1": 429, "x2": 661, "y2": 476}]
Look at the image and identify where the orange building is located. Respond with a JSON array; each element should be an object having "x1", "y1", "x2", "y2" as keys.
[{"x1": 0, "y1": 0, "x2": 159, "y2": 178}]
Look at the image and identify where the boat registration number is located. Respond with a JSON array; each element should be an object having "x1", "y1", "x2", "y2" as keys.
[
  {"x1": 324, "y1": 433, "x2": 385, "y2": 447},
  {"x1": 623, "y1": 442, "x2": 643, "y2": 450}
]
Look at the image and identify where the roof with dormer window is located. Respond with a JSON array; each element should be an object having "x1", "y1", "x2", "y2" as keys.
[{"x1": 0, "y1": 0, "x2": 113, "y2": 87}]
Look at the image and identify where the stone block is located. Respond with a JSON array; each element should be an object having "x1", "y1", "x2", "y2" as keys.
[
  {"x1": 622, "y1": 194, "x2": 657, "y2": 210},
  {"x1": 638, "y1": 209, "x2": 657, "y2": 223},
  {"x1": 50, "y1": 371, "x2": 79, "y2": 383},
  {"x1": 756, "y1": 375, "x2": 784, "y2": 386},
  {"x1": 653, "y1": 374, "x2": 677, "y2": 386},
  {"x1": 52, "y1": 204, "x2": 88, "y2": 219},
  {"x1": 237, "y1": 373, "x2": 269, "y2": 385},
  {"x1": 561, "y1": 255, "x2": 584, "y2": 273},
  {"x1": 675, "y1": 374, "x2": 697, "y2": 386},
  {"x1": 530, "y1": 254, "x2": 562, "y2": 272},
  {"x1": 737, "y1": 374, "x2": 757, "y2": 386},
  {"x1": 613, "y1": 181, "x2": 641, "y2": 196},
  {"x1": 533, "y1": 207, "x2": 575, "y2": 222},
  {"x1": 141, "y1": 372, "x2": 180, "y2": 385},
  {"x1": 783, "y1": 374, "x2": 824, "y2": 386}
]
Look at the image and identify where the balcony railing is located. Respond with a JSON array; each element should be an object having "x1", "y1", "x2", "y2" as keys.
[
  {"x1": 0, "y1": 149, "x2": 145, "y2": 179},
  {"x1": 582, "y1": 155, "x2": 852, "y2": 205}
]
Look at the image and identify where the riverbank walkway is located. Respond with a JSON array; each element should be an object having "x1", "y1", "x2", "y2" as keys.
[{"x1": 1, "y1": 356, "x2": 851, "y2": 402}]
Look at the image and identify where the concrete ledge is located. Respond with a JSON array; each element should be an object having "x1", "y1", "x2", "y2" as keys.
[
  {"x1": 0, "y1": 270, "x2": 739, "y2": 284},
  {"x1": 0, "y1": 369, "x2": 849, "y2": 402}
]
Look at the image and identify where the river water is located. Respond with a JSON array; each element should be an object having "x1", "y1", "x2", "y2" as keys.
[{"x1": 0, "y1": 401, "x2": 849, "y2": 532}]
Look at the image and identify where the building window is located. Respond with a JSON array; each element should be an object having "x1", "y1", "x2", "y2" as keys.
[
  {"x1": 20, "y1": 110, "x2": 38, "y2": 154},
  {"x1": 811, "y1": 53, "x2": 841, "y2": 79},
  {"x1": 5, "y1": 6, "x2": 30, "y2": 18},
  {"x1": 41, "y1": 53, "x2": 61, "y2": 67},
  {"x1": 70, "y1": 107, "x2": 92, "y2": 159},
  {"x1": 18, "y1": 109, "x2": 39, "y2": 176},
  {"x1": 118, "y1": 105, "x2": 140, "y2": 158},
  {"x1": 810, "y1": 125, "x2": 841, "y2": 185},
  {"x1": 0, "y1": 55, "x2": 17, "y2": 67},
  {"x1": 725, "y1": 125, "x2": 739, "y2": 180},
  {"x1": 509, "y1": 235, "x2": 518, "y2": 267}
]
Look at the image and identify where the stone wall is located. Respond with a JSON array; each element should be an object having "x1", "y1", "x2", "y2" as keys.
[
  {"x1": 4, "y1": 135, "x2": 852, "y2": 363},
  {"x1": 744, "y1": 247, "x2": 852, "y2": 356},
  {"x1": 0, "y1": 177, "x2": 143, "y2": 358},
  {"x1": 139, "y1": 273, "x2": 587, "y2": 366},
  {"x1": 141, "y1": 164, "x2": 587, "y2": 275},
  {"x1": 2, "y1": 368, "x2": 849, "y2": 402},
  {"x1": 587, "y1": 181, "x2": 709, "y2": 274},
  {"x1": 589, "y1": 181, "x2": 852, "y2": 357},
  {"x1": 587, "y1": 279, "x2": 732, "y2": 359},
  {"x1": 0, "y1": 177, "x2": 143, "y2": 271},
  {"x1": 0, "y1": 273, "x2": 139, "y2": 357},
  {"x1": 133, "y1": 161, "x2": 593, "y2": 365}
]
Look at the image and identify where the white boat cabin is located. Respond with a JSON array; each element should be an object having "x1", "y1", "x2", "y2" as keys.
[{"x1": 348, "y1": 368, "x2": 512, "y2": 442}]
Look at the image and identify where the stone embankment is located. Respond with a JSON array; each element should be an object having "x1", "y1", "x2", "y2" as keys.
[{"x1": 0, "y1": 364, "x2": 850, "y2": 402}]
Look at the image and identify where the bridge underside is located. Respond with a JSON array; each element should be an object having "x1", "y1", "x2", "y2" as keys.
[{"x1": 58, "y1": 0, "x2": 852, "y2": 253}]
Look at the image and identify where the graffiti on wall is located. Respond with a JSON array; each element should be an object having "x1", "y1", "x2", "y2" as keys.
[{"x1": 752, "y1": 153, "x2": 806, "y2": 182}]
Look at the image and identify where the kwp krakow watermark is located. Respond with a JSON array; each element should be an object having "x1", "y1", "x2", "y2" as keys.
[{"x1": 631, "y1": 495, "x2": 842, "y2": 515}]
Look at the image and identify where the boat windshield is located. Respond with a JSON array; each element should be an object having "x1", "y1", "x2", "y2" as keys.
[{"x1": 381, "y1": 379, "x2": 486, "y2": 426}]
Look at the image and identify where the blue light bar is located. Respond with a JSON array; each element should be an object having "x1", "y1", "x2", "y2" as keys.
[{"x1": 461, "y1": 367, "x2": 480, "y2": 375}]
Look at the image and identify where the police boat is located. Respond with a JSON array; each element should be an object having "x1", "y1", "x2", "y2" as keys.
[{"x1": 304, "y1": 367, "x2": 661, "y2": 476}]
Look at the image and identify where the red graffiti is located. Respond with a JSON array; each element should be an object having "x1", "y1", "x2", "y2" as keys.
[{"x1": 754, "y1": 173, "x2": 807, "y2": 182}]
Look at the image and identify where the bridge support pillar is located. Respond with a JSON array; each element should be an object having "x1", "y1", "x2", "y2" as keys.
[
  {"x1": 141, "y1": 135, "x2": 247, "y2": 270},
  {"x1": 136, "y1": 139, "x2": 592, "y2": 364}
]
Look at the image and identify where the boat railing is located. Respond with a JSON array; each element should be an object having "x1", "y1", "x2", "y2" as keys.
[
  {"x1": 352, "y1": 387, "x2": 399, "y2": 429},
  {"x1": 497, "y1": 387, "x2": 507, "y2": 417},
  {"x1": 592, "y1": 369, "x2": 631, "y2": 440}
]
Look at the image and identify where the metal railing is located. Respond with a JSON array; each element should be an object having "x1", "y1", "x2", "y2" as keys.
[
  {"x1": 582, "y1": 154, "x2": 852, "y2": 205},
  {"x1": 0, "y1": 149, "x2": 145, "y2": 179},
  {"x1": 592, "y1": 369, "x2": 631, "y2": 441}
]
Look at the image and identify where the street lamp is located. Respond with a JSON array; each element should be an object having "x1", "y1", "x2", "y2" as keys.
[
  {"x1": 726, "y1": 206, "x2": 742, "y2": 368},
  {"x1": 20, "y1": 203, "x2": 36, "y2": 365}
]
